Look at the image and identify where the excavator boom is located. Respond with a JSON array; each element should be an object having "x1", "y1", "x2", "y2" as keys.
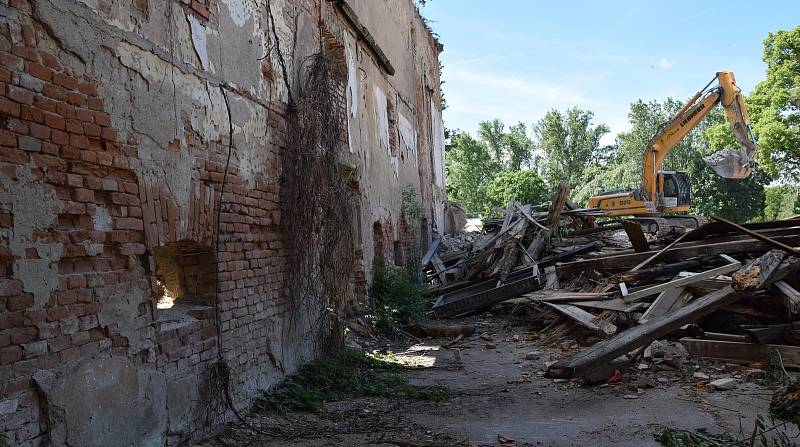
[{"x1": 586, "y1": 71, "x2": 759, "y2": 228}]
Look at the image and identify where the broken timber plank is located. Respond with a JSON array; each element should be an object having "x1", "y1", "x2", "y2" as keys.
[
  {"x1": 420, "y1": 238, "x2": 441, "y2": 269},
  {"x1": 638, "y1": 286, "x2": 692, "y2": 324},
  {"x1": 741, "y1": 324, "x2": 790, "y2": 344},
  {"x1": 622, "y1": 258, "x2": 740, "y2": 304},
  {"x1": 542, "y1": 302, "x2": 617, "y2": 336},
  {"x1": 680, "y1": 338, "x2": 800, "y2": 369},
  {"x1": 545, "y1": 285, "x2": 740, "y2": 379},
  {"x1": 571, "y1": 299, "x2": 630, "y2": 312},
  {"x1": 712, "y1": 216, "x2": 800, "y2": 257},
  {"x1": 622, "y1": 220, "x2": 650, "y2": 252},
  {"x1": 430, "y1": 254, "x2": 448, "y2": 285},
  {"x1": 609, "y1": 259, "x2": 702, "y2": 284},
  {"x1": 556, "y1": 235, "x2": 800, "y2": 275},
  {"x1": 774, "y1": 280, "x2": 800, "y2": 314},
  {"x1": 732, "y1": 250, "x2": 785, "y2": 293},
  {"x1": 630, "y1": 230, "x2": 692, "y2": 271}
]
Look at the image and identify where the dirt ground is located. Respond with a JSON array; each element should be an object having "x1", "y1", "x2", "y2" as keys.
[{"x1": 196, "y1": 315, "x2": 797, "y2": 447}]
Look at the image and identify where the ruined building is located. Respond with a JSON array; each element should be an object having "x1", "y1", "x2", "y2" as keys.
[{"x1": 0, "y1": 0, "x2": 445, "y2": 445}]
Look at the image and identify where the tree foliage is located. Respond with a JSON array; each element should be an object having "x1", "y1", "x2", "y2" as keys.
[
  {"x1": 534, "y1": 108, "x2": 609, "y2": 188},
  {"x1": 748, "y1": 25, "x2": 800, "y2": 180},
  {"x1": 486, "y1": 170, "x2": 549, "y2": 210},
  {"x1": 444, "y1": 131, "x2": 500, "y2": 214},
  {"x1": 763, "y1": 185, "x2": 800, "y2": 220}
]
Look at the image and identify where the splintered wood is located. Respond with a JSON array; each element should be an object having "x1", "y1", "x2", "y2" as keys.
[{"x1": 423, "y1": 192, "x2": 800, "y2": 379}]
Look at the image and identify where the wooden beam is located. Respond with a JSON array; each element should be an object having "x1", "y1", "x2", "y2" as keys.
[
  {"x1": 542, "y1": 302, "x2": 617, "y2": 336},
  {"x1": 680, "y1": 338, "x2": 800, "y2": 369},
  {"x1": 622, "y1": 259, "x2": 740, "y2": 304},
  {"x1": 639, "y1": 286, "x2": 692, "y2": 324},
  {"x1": 420, "y1": 238, "x2": 441, "y2": 268},
  {"x1": 622, "y1": 220, "x2": 650, "y2": 252},
  {"x1": 609, "y1": 259, "x2": 702, "y2": 284},
  {"x1": 545, "y1": 286, "x2": 739, "y2": 379},
  {"x1": 732, "y1": 250, "x2": 785, "y2": 293},
  {"x1": 556, "y1": 235, "x2": 800, "y2": 275},
  {"x1": 329, "y1": 0, "x2": 395, "y2": 75},
  {"x1": 711, "y1": 216, "x2": 800, "y2": 257},
  {"x1": 774, "y1": 280, "x2": 800, "y2": 314},
  {"x1": 630, "y1": 230, "x2": 691, "y2": 271}
]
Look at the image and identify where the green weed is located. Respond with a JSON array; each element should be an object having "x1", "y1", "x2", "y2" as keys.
[
  {"x1": 654, "y1": 427, "x2": 734, "y2": 447},
  {"x1": 370, "y1": 260, "x2": 430, "y2": 332},
  {"x1": 252, "y1": 349, "x2": 448, "y2": 413}
]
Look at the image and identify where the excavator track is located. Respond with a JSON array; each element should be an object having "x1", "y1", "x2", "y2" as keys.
[{"x1": 628, "y1": 215, "x2": 707, "y2": 236}]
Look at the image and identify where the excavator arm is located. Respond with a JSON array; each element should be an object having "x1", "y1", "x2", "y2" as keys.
[{"x1": 641, "y1": 71, "x2": 758, "y2": 203}]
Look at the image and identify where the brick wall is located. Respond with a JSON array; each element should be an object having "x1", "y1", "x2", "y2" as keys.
[{"x1": 0, "y1": 0, "x2": 444, "y2": 444}]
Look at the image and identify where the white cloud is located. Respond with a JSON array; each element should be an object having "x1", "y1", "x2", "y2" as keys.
[
  {"x1": 658, "y1": 58, "x2": 674, "y2": 69},
  {"x1": 441, "y1": 67, "x2": 609, "y2": 136}
]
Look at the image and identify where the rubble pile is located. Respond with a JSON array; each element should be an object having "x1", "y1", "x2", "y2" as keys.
[{"x1": 422, "y1": 183, "x2": 800, "y2": 383}]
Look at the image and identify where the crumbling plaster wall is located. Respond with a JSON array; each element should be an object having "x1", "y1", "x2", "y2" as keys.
[{"x1": 0, "y1": 0, "x2": 444, "y2": 445}]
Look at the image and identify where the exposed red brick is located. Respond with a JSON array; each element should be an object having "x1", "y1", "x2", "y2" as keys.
[
  {"x1": 12, "y1": 46, "x2": 38, "y2": 62},
  {"x1": 191, "y1": 0, "x2": 210, "y2": 19},
  {"x1": 0, "y1": 98, "x2": 21, "y2": 117},
  {"x1": 101, "y1": 127, "x2": 117, "y2": 141},
  {"x1": 0, "y1": 346, "x2": 23, "y2": 365},
  {"x1": 69, "y1": 134, "x2": 90, "y2": 149},
  {"x1": 42, "y1": 82, "x2": 66, "y2": 101},
  {"x1": 44, "y1": 113, "x2": 65, "y2": 131},
  {"x1": 40, "y1": 52, "x2": 60, "y2": 70},
  {"x1": 29, "y1": 123, "x2": 51, "y2": 140},
  {"x1": 87, "y1": 97, "x2": 103, "y2": 110},
  {"x1": 52, "y1": 73, "x2": 79, "y2": 90},
  {"x1": 20, "y1": 104, "x2": 45, "y2": 123},
  {"x1": 66, "y1": 92, "x2": 86, "y2": 107},
  {"x1": 26, "y1": 62, "x2": 51, "y2": 82},
  {"x1": 94, "y1": 111, "x2": 111, "y2": 127},
  {"x1": 78, "y1": 82, "x2": 96, "y2": 96},
  {"x1": 7, "y1": 85, "x2": 35, "y2": 104}
]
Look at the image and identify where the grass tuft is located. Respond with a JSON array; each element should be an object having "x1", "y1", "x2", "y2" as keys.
[{"x1": 252, "y1": 349, "x2": 449, "y2": 412}]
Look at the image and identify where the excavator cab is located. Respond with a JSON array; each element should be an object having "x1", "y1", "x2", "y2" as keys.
[{"x1": 658, "y1": 171, "x2": 691, "y2": 210}]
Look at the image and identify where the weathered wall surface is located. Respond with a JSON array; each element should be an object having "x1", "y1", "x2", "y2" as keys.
[{"x1": 0, "y1": 0, "x2": 444, "y2": 445}]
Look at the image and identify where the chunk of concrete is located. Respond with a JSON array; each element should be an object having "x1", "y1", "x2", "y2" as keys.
[{"x1": 709, "y1": 377, "x2": 738, "y2": 391}]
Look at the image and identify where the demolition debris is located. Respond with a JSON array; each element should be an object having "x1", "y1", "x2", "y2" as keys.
[{"x1": 422, "y1": 183, "x2": 800, "y2": 383}]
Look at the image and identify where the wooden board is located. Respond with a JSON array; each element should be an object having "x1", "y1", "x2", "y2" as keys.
[
  {"x1": 774, "y1": 280, "x2": 800, "y2": 314},
  {"x1": 543, "y1": 302, "x2": 617, "y2": 336},
  {"x1": 639, "y1": 286, "x2": 692, "y2": 324},
  {"x1": 556, "y1": 235, "x2": 800, "y2": 275},
  {"x1": 680, "y1": 338, "x2": 800, "y2": 369},
  {"x1": 622, "y1": 220, "x2": 650, "y2": 252},
  {"x1": 622, "y1": 260, "x2": 740, "y2": 303},
  {"x1": 571, "y1": 299, "x2": 630, "y2": 312},
  {"x1": 545, "y1": 286, "x2": 739, "y2": 379}
]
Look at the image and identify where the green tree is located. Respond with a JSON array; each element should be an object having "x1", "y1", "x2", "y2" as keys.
[
  {"x1": 485, "y1": 170, "x2": 549, "y2": 209},
  {"x1": 477, "y1": 119, "x2": 506, "y2": 162},
  {"x1": 504, "y1": 123, "x2": 534, "y2": 171},
  {"x1": 444, "y1": 131, "x2": 500, "y2": 214},
  {"x1": 763, "y1": 185, "x2": 800, "y2": 220},
  {"x1": 690, "y1": 109, "x2": 768, "y2": 222},
  {"x1": 535, "y1": 108, "x2": 609, "y2": 189},
  {"x1": 748, "y1": 25, "x2": 800, "y2": 180}
]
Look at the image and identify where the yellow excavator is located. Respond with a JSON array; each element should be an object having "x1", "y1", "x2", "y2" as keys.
[{"x1": 587, "y1": 71, "x2": 759, "y2": 233}]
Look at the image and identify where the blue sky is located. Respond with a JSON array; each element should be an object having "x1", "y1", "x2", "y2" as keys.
[{"x1": 421, "y1": 1, "x2": 799, "y2": 145}]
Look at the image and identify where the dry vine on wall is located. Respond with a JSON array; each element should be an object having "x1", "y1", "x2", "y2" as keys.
[{"x1": 281, "y1": 51, "x2": 356, "y2": 355}]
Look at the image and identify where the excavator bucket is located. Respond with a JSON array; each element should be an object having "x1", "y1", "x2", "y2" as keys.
[
  {"x1": 704, "y1": 147, "x2": 752, "y2": 178},
  {"x1": 703, "y1": 132, "x2": 758, "y2": 179}
]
